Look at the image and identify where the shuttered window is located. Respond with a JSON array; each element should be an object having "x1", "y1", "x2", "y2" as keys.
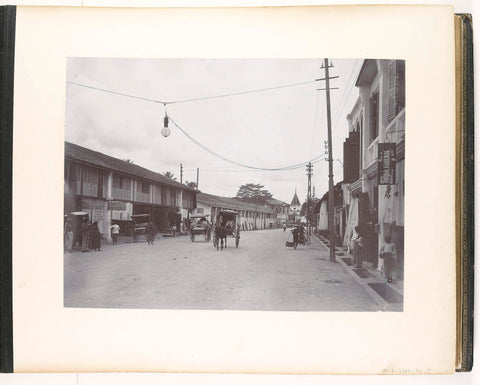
[
  {"x1": 69, "y1": 163, "x2": 82, "y2": 194},
  {"x1": 388, "y1": 60, "x2": 405, "y2": 122},
  {"x1": 369, "y1": 91, "x2": 379, "y2": 142},
  {"x1": 113, "y1": 174, "x2": 131, "y2": 190},
  {"x1": 141, "y1": 181, "x2": 150, "y2": 194},
  {"x1": 83, "y1": 166, "x2": 98, "y2": 184},
  {"x1": 82, "y1": 166, "x2": 99, "y2": 197}
]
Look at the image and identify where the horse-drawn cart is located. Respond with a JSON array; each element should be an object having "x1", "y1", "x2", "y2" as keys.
[
  {"x1": 189, "y1": 215, "x2": 212, "y2": 242},
  {"x1": 213, "y1": 209, "x2": 240, "y2": 250},
  {"x1": 130, "y1": 214, "x2": 150, "y2": 242}
]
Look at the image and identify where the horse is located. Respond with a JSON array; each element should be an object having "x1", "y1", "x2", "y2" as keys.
[{"x1": 215, "y1": 223, "x2": 228, "y2": 250}]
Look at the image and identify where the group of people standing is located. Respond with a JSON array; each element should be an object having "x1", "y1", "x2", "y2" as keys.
[
  {"x1": 292, "y1": 225, "x2": 306, "y2": 245},
  {"x1": 64, "y1": 216, "x2": 101, "y2": 252},
  {"x1": 64, "y1": 216, "x2": 161, "y2": 252},
  {"x1": 349, "y1": 226, "x2": 397, "y2": 283},
  {"x1": 81, "y1": 218, "x2": 102, "y2": 252}
]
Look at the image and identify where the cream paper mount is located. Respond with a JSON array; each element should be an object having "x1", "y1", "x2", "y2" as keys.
[{"x1": 12, "y1": 5, "x2": 455, "y2": 373}]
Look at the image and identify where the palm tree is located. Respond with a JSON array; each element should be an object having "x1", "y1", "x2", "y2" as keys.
[
  {"x1": 185, "y1": 181, "x2": 197, "y2": 189},
  {"x1": 163, "y1": 171, "x2": 176, "y2": 180}
]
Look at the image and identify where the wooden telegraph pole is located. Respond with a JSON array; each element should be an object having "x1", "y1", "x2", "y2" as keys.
[
  {"x1": 317, "y1": 58, "x2": 337, "y2": 262},
  {"x1": 306, "y1": 162, "x2": 313, "y2": 239}
]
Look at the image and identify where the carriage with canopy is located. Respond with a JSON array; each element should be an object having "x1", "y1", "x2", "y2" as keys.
[
  {"x1": 212, "y1": 209, "x2": 240, "y2": 250},
  {"x1": 130, "y1": 214, "x2": 151, "y2": 242},
  {"x1": 189, "y1": 214, "x2": 212, "y2": 242}
]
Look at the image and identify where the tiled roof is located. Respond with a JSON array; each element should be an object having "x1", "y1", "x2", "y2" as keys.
[
  {"x1": 197, "y1": 193, "x2": 275, "y2": 214},
  {"x1": 65, "y1": 141, "x2": 195, "y2": 191},
  {"x1": 266, "y1": 198, "x2": 289, "y2": 206}
]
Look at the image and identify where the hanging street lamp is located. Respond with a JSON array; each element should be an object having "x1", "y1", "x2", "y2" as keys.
[
  {"x1": 161, "y1": 115, "x2": 170, "y2": 137},
  {"x1": 161, "y1": 104, "x2": 171, "y2": 137}
]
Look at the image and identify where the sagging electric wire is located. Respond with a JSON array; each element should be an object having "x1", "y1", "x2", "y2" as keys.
[
  {"x1": 168, "y1": 115, "x2": 325, "y2": 171},
  {"x1": 67, "y1": 81, "x2": 166, "y2": 104},
  {"x1": 201, "y1": 156, "x2": 326, "y2": 173},
  {"x1": 67, "y1": 79, "x2": 318, "y2": 106}
]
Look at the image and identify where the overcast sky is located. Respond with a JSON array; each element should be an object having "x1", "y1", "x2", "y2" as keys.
[{"x1": 65, "y1": 58, "x2": 361, "y2": 204}]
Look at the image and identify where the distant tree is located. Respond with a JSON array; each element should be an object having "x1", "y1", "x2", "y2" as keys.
[
  {"x1": 236, "y1": 183, "x2": 273, "y2": 200},
  {"x1": 163, "y1": 171, "x2": 176, "y2": 180},
  {"x1": 301, "y1": 197, "x2": 320, "y2": 222},
  {"x1": 185, "y1": 181, "x2": 197, "y2": 189}
]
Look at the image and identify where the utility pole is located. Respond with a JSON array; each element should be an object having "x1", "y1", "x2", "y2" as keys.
[
  {"x1": 317, "y1": 58, "x2": 337, "y2": 262},
  {"x1": 180, "y1": 163, "x2": 183, "y2": 184},
  {"x1": 306, "y1": 162, "x2": 313, "y2": 238},
  {"x1": 196, "y1": 167, "x2": 199, "y2": 190}
]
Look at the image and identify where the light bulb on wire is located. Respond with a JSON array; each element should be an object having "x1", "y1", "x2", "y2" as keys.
[{"x1": 161, "y1": 104, "x2": 171, "y2": 137}]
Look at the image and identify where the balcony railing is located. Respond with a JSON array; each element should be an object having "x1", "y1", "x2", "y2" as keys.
[
  {"x1": 68, "y1": 181, "x2": 81, "y2": 195},
  {"x1": 112, "y1": 187, "x2": 132, "y2": 201},
  {"x1": 135, "y1": 191, "x2": 151, "y2": 203},
  {"x1": 82, "y1": 182, "x2": 98, "y2": 197}
]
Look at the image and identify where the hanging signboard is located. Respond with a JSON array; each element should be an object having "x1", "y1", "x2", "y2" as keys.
[{"x1": 378, "y1": 143, "x2": 396, "y2": 185}]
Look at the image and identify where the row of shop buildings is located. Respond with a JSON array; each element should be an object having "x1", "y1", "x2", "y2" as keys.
[
  {"x1": 64, "y1": 142, "x2": 197, "y2": 241},
  {"x1": 64, "y1": 142, "x2": 299, "y2": 240},
  {"x1": 193, "y1": 192, "x2": 304, "y2": 229},
  {"x1": 315, "y1": 59, "x2": 405, "y2": 277},
  {"x1": 195, "y1": 193, "x2": 277, "y2": 230}
]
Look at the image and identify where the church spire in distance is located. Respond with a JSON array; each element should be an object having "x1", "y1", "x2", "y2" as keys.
[{"x1": 291, "y1": 188, "x2": 301, "y2": 206}]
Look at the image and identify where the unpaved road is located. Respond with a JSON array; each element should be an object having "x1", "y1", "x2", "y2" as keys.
[{"x1": 64, "y1": 229, "x2": 377, "y2": 311}]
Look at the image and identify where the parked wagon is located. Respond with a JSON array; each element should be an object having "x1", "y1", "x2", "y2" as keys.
[
  {"x1": 130, "y1": 214, "x2": 151, "y2": 242},
  {"x1": 189, "y1": 215, "x2": 212, "y2": 242},
  {"x1": 212, "y1": 209, "x2": 240, "y2": 250}
]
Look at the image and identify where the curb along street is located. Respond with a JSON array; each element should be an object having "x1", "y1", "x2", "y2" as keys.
[{"x1": 311, "y1": 233, "x2": 404, "y2": 312}]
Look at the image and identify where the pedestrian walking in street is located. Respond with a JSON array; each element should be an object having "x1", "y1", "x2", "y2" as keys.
[
  {"x1": 292, "y1": 226, "x2": 300, "y2": 249},
  {"x1": 350, "y1": 226, "x2": 363, "y2": 268},
  {"x1": 90, "y1": 221, "x2": 101, "y2": 251},
  {"x1": 110, "y1": 223, "x2": 120, "y2": 245},
  {"x1": 379, "y1": 235, "x2": 397, "y2": 283},
  {"x1": 81, "y1": 217, "x2": 91, "y2": 252},
  {"x1": 283, "y1": 223, "x2": 286, "y2": 232},
  {"x1": 146, "y1": 221, "x2": 155, "y2": 245},
  {"x1": 299, "y1": 225, "x2": 306, "y2": 244}
]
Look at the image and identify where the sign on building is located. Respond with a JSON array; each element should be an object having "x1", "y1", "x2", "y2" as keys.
[
  {"x1": 108, "y1": 200, "x2": 127, "y2": 211},
  {"x1": 378, "y1": 143, "x2": 396, "y2": 185}
]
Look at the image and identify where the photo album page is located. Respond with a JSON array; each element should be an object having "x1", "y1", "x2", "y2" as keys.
[{"x1": 11, "y1": 5, "x2": 456, "y2": 373}]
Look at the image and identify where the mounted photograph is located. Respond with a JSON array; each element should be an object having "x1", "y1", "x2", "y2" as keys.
[{"x1": 63, "y1": 58, "x2": 405, "y2": 312}]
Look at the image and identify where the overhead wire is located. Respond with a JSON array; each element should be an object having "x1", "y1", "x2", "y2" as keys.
[
  {"x1": 169, "y1": 115, "x2": 325, "y2": 171},
  {"x1": 67, "y1": 68, "x2": 361, "y2": 172},
  {"x1": 67, "y1": 79, "x2": 318, "y2": 106},
  {"x1": 200, "y1": 156, "x2": 326, "y2": 173},
  {"x1": 66, "y1": 81, "x2": 165, "y2": 104},
  {"x1": 308, "y1": 60, "x2": 361, "y2": 190},
  {"x1": 309, "y1": 85, "x2": 322, "y2": 158},
  {"x1": 167, "y1": 80, "x2": 317, "y2": 104},
  {"x1": 331, "y1": 59, "x2": 361, "y2": 129}
]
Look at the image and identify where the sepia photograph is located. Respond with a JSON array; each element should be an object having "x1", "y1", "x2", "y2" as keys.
[{"x1": 63, "y1": 58, "x2": 405, "y2": 312}]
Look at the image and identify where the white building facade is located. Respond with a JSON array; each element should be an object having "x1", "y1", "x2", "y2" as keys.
[
  {"x1": 195, "y1": 193, "x2": 277, "y2": 230},
  {"x1": 344, "y1": 59, "x2": 405, "y2": 276}
]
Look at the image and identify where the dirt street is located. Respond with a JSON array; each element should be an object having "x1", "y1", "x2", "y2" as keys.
[{"x1": 64, "y1": 229, "x2": 377, "y2": 311}]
